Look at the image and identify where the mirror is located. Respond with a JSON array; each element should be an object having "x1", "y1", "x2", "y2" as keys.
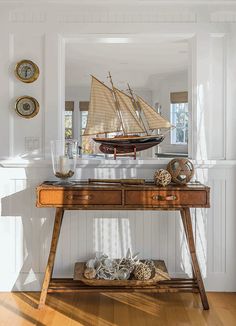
[{"x1": 65, "y1": 36, "x2": 189, "y2": 159}]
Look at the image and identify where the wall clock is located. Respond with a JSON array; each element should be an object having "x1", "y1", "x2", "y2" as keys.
[
  {"x1": 15, "y1": 59, "x2": 39, "y2": 83},
  {"x1": 15, "y1": 96, "x2": 39, "y2": 119}
]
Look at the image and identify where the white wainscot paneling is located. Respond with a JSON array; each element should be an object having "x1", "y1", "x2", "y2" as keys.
[
  {"x1": 0, "y1": 164, "x2": 236, "y2": 291},
  {"x1": 208, "y1": 34, "x2": 226, "y2": 159},
  {"x1": 194, "y1": 166, "x2": 236, "y2": 291},
  {"x1": 192, "y1": 33, "x2": 227, "y2": 161}
]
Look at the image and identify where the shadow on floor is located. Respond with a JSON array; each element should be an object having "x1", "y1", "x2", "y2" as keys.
[{"x1": 13, "y1": 291, "x2": 203, "y2": 326}]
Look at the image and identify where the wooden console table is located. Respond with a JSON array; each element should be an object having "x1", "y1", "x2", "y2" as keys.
[{"x1": 36, "y1": 181, "x2": 210, "y2": 310}]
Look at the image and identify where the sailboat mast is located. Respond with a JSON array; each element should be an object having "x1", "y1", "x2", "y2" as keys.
[
  {"x1": 127, "y1": 83, "x2": 148, "y2": 135},
  {"x1": 108, "y1": 72, "x2": 126, "y2": 135}
]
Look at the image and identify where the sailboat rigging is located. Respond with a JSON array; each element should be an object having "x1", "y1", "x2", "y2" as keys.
[{"x1": 83, "y1": 73, "x2": 172, "y2": 159}]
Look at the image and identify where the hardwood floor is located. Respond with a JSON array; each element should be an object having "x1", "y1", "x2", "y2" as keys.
[{"x1": 0, "y1": 292, "x2": 236, "y2": 326}]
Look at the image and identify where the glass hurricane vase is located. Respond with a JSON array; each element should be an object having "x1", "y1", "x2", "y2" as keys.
[{"x1": 51, "y1": 140, "x2": 78, "y2": 184}]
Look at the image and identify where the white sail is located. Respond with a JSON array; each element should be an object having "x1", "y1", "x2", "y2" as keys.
[
  {"x1": 114, "y1": 88, "x2": 145, "y2": 134},
  {"x1": 83, "y1": 76, "x2": 122, "y2": 135},
  {"x1": 137, "y1": 96, "x2": 172, "y2": 130}
]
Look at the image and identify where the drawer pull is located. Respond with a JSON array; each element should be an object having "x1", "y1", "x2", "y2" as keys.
[
  {"x1": 152, "y1": 195, "x2": 177, "y2": 201},
  {"x1": 66, "y1": 194, "x2": 92, "y2": 201}
]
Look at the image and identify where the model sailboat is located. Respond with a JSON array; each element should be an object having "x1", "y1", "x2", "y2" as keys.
[{"x1": 83, "y1": 73, "x2": 172, "y2": 159}]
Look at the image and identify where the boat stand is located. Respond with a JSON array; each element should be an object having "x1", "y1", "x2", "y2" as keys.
[{"x1": 114, "y1": 146, "x2": 137, "y2": 160}]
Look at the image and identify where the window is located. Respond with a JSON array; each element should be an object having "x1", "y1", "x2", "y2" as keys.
[
  {"x1": 81, "y1": 110, "x2": 88, "y2": 131},
  {"x1": 79, "y1": 102, "x2": 100, "y2": 155},
  {"x1": 65, "y1": 110, "x2": 73, "y2": 139},
  {"x1": 170, "y1": 92, "x2": 188, "y2": 145},
  {"x1": 81, "y1": 111, "x2": 94, "y2": 154},
  {"x1": 65, "y1": 101, "x2": 74, "y2": 139}
]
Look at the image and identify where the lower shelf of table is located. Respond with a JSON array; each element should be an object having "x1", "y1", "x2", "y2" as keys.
[{"x1": 48, "y1": 278, "x2": 199, "y2": 293}]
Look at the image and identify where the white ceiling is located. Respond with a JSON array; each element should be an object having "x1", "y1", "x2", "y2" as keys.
[
  {"x1": 0, "y1": 0, "x2": 233, "y2": 3},
  {"x1": 65, "y1": 37, "x2": 189, "y2": 90}
]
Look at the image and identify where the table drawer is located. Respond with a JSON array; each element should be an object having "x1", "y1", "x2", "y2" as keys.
[
  {"x1": 38, "y1": 189, "x2": 122, "y2": 206},
  {"x1": 125, "y1": 190, "x2": 208, "y2": 207}
]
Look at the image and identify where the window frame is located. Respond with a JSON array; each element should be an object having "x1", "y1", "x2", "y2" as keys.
[
  {"x1": 65, "y1": 101, "x2": 74, "y2": 140},
  {"x1": 170, "y1": 102, "x2": 189, "y2": 145}
]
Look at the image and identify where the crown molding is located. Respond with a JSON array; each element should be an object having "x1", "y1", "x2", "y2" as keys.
[
  {"x1": 58, "y1": 11, "x2": 196, "y2": 24},
  {"x1": 8, "y1": 8, "x2": 236, "y2": 24},
  {"x1": 7, "y1": 7, "x2": 236, "y2": 24},
  {"x1": 211, "y1": 11, "x2": 236, "y2": 22},
  {"x1": 1, "y1": 0, "x2": 236, "y2": 5},
  {"x1": 9, "y1": 10, "x2": 46, "y2": 23}
]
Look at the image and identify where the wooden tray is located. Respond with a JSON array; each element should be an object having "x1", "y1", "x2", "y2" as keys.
[{"x1": 74, "y1": 260, "x2": 170, "y2": 286}]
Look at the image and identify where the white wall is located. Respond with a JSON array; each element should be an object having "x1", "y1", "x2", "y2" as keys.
[{"x1": 0, "y1": 1, "x2": 236, "y2": 291}]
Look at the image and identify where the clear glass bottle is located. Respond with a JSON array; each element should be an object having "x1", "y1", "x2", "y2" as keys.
[{"x1": 51, "y1": 140, "x2": 78, "y2": 184}]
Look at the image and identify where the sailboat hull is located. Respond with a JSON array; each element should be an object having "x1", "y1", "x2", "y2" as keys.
[{"x1": 93, "y1": 135, "x2": 165, "y2": 154}]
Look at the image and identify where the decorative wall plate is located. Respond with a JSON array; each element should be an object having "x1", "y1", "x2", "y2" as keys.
[
  {"x1": 15, "y1": 59, "x2": 39, "y2": 83},
  {"x1": 15, "y1": 96, "x2": 39, "y2": 119}
]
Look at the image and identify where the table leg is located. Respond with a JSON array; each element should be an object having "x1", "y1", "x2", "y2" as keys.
[
  {"x1": 38, "y1": 208, "x2": 64, "y2": 309},
  {"x1": 180, "y1": 209, "x2": 196, "y2": 280},
  {"x1": 180, "y1": 208, "x2": 209, "y2": 310}
]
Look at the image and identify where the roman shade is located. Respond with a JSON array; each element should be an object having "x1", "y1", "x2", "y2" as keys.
[
  {"x1": 79, "y1": 101, "x2": 89, "y2": 111},
  {"x1": 65, "y1": 101, "x2": 74, "y2": 111},
  {"x1": 170, "y1": 92, "x2": 188, "y2": 104}
]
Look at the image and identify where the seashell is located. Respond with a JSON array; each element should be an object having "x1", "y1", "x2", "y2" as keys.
[
  {"x1": 117, "y1": 268, "x2": 130, "y2": 280},
  {"x1": 97, "y1": 270, "x2": 115, "y2": 280},
  {"x1": 125, "y1": 248, "x2": 139, "y2": 261},
  {"x1": 95, "y1": 252, "x2": 108, "y2": 260},
  {"x1": 132, "y1": 252, "x2": 140, "y2": 260},
  {"x1": 86, "y1": 259, "x2": 96, "y2": 269},
  {"x1": 145, "y1": 259, "x2": 155, "y2": 269},
  {"x1": 94, "y1": 260, "x2": 102, "y2": 270},
  {"x1": 102, "y1": 258, "x2": 114, "y2": 269},
  {"x1": 86, "y1": 258, "x2": 102, "y2": 270},
  {"x1": 85, "y1": 250, "x2": 144, "y2": 281},
  {"x1": 96, "y1": 271, "x2": 104, "y2": 279},
  {"x1": 118, "y1": 258, "x2": 137, "y2": 273},
  {"x1": 126, "y1": 248, "x2": 132, "y2": 259},
  {"x1": 84, "y1": 267, "x2": 96, "y2": 279}
]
